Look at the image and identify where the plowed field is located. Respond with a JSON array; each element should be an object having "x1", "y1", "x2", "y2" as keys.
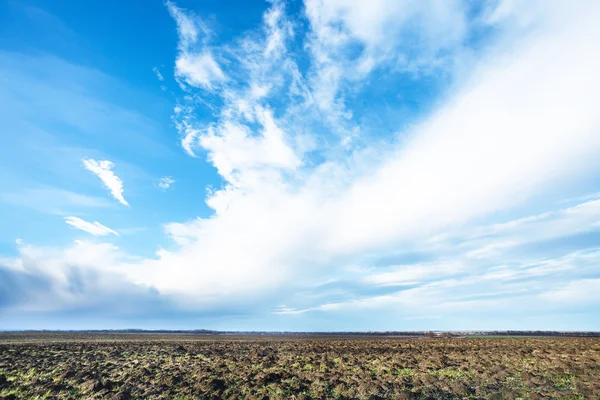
[{"x1": 1, "y1": 334, "x2": 599, "y2": 399}]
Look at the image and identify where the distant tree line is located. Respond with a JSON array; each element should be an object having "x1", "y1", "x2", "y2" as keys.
[
  {"x1": 464, "y1": 330, "x2": 600, "y2": 337},
  {"x1": 8, "y1": 329, "x2": 600, "y2": 337}
]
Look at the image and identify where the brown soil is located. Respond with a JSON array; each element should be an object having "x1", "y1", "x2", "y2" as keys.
[{"x1": 0, "y1": 334, "x2": 598, "y2": 399}]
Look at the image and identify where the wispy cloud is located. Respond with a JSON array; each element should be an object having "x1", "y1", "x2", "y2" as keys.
[
  {"x1": 152, "y1": 66, "x2": 164, "y2": 81},
  {"x1": 301, "y1": 0, "x2": 470, "y2": 144},
  {"x1": 272, "y1": 306, "x2": 309, "y2": 315},
  {"x1": 170, "y1": 0, "x2": 304, "y2": 187},
  {"x1": 82, "y1": 159, "x2": 129, "y2": 206},
  {"x1": 175, "y1": 53, "x2": 225, "y2": 89},
  {"x1": 0, "y1": 187, "x2": 111, "y2": 215},
  {"x1": 64, "y1": 216, "x2": 118, "y2": 236},
  {"x1": 157, "y1": 176, "x2": 175, "y2": 190},
  {"x1": 166, "y1": 1, "x2": 225, "y2": 90},
  {"x1": 362, "y1": 262, "x2": 467, "y2": 287}
]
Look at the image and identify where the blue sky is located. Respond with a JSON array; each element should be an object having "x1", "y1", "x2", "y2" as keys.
[{"x1": 1, "y1": 0, "x2": 600, "y2": 331}]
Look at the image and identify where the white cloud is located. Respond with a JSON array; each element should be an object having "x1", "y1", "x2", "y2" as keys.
[
  {"x1": 304, "y1": 0, "x2": 467, "y2": 60},
  {"x1": 166, "y1": 0, "x2": 204, "y2": 49},
  {"x1": 157, "y1": 176, "x2": 175, "y2": 190},
  {"x1": 64, "y1": 216, "x2": 118, "y2": 236},
  {"x1": 302, "y1": 0, "x2": 469, "y2": 141},
  {"x1": 166, "y1": 1, "x2": 226, "y2": 90},
  {"x1": 132, "y1": 0, "x2": 600, "y2": 306},
  {"x1": 0, "y1": 240, "x2": 152, "y2": 313},
  {"x1": 459, "y1": 199, "x2": 600, "y2": 259},
  {"x1": 272, "y1": 306, "x2": 309, "y2": 315},
  {"x1": 362, "y1": 262, "x2": 467, "y2": 287},
  {"x1": 285, "y1": 249, "x2": 600, "y2": 321},
  {"x1": 198, "y1": 110, "x2": 301, "y2": 186},
  {"x1": 319, "y1": 0, "x2": 600, "y2": 254},
  {"x1": 4, "y1": 1, "x2": 600, "y2": 327},
  {"x1": 177, "y1": 121, "x2": 201, "y2": 157},
  {"x1": 175, "y1": 53, "x2": 225, "y2": 89},
  {"x1": 540, "y1": 278, "x2": 600, "y2": 305},
  {"x1": 170, "y1": 0, "x2": 304, "y2": 183},
  {"x1": 82, "y1": 159, "x2": 129, "y2": 207}
]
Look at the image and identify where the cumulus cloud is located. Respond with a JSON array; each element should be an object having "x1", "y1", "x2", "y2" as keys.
[
  {"x1": 64, "y1": 216, "x2": 118, "y2": 236},
  {"x1": 82, "y1": 159, "x2": 129, "y2": 206},
  {"x1": 198, "y1": 109, "x2": 302, "y2": 185},
  {"x1": 0, "y1": 240, "x2": 166, "y2": 316}
]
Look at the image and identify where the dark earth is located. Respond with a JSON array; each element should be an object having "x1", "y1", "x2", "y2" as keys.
[{"x1": 0, "y1": 333, "x2": 599, "y2": 399}]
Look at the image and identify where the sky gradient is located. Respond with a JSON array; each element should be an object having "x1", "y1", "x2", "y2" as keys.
[{"x1": 1, "y1": 0, "x2": 600, "y2": 331}]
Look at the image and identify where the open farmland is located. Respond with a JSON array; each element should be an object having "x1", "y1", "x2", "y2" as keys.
[{"x1": 0, "y1": 334, "x2": 599, "y2": 399}]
